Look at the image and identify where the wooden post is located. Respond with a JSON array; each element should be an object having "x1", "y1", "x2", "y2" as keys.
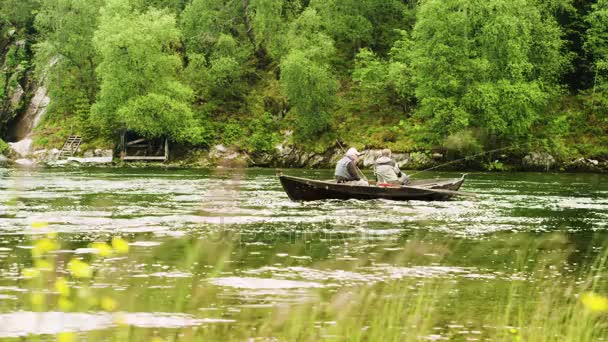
[
  {"x1": 120, "y1": 131, "x2": 126, "y2": 160},
  {"x1": 164, "y1": 138, "x2": 169, "y2": 162}
]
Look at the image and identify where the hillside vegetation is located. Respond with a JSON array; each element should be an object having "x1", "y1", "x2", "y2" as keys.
[{"x1": 0, "y1": 0, "x2": 607, "y2": 162}]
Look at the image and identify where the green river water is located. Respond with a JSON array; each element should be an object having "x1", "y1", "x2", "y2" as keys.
[{"x1": 0, "y1": 168, "x2": 607, "y2": 340}]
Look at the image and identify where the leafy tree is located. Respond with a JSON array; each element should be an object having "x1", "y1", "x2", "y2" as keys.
[
  {"x1": 352, "y1": 31, "x2": 415, "y2": 114},
  {"x1": 248, "y1": 0, "x2": 300, "y2": 59},
  {"x1": 281, "y1": 50, "x2": 338, "y2": 141},
  {"x1": 411, "y1": 0, "x2": 568, "y2": 147},
  {"x1": 34, "y1": 0, "x2": 104, "y2": 120},
  {"x1": 285, "y1": 8, "x2": 335, "y2": 62},
  {"x1": 181, "y1": 0, "x2": 245, "y2": 54},
  {"x1": 585, "y1": 0, "x2": 608, "y2": 103},
  {"x1": 0, "y1": 0, "x2": 38, "y2": 29},
  {"x1": 91, "y1": 0, "x2": 203, "y2": 143}
]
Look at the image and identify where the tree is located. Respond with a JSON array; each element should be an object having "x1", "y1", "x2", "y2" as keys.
[
  {"x1": 281, "y1": 50, "x2": 338, "y2": 141},
  {"x1": 585, "y1": 0, "x2": 608, "y2": 106},
  {"x1": 91, "y1": 0, "x2": 202, "y2": 143},
  {"x1": 411, "y1": 0, "x2": 567, "y2": 147},
  {"x1": 0, "y1": 0, "x2": 38, "y2": 29},
  {"x1": 34, "y1": 0, "x2": 104, "y2": 120},
  {"x1": 352, "y1": 31, "x2": 416, "y2": 114},
  {"x1": 181, "y1": 0, "x2": 253, "y2": 109},
  {"x1": 248, "y1": 0, "x2": 300, "y2": 59},
  {"x1": 278, "y1": 8, "x2": 338, "y2": 142}
]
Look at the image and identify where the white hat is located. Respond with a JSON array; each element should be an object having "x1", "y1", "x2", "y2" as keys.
[{"x1": 346, "y1": 148, "x2": 363, "y2": 159}]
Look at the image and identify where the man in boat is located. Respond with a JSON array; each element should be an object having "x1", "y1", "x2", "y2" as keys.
[
  {"x1": 374, "y1": 149, "x2": 409, "y2": 185},
  {"x1": 335, "y1": 148, "x2": 368, "y2": 185}
]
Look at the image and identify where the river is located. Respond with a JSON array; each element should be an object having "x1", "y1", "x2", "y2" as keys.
[{"x1": 1, "y1": 168, "x2": 607, "y2": 340}]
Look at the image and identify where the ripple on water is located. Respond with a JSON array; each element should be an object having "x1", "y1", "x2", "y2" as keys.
[
  {"x1": 0, "y1": 311, "x2": 231, "y2": 338},
  {"x1": 210, "y1": 277, "x2": 324, "y2": 289}
]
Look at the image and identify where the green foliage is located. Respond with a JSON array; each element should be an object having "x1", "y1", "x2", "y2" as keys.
[
  {"x1": 34, "y1": 0, "x2": 103, "y2": 119},
  {"x1": 444, "y1": 130, "x2": 483, "y2": 155},
  {"x1": 285, "y1": 8, "x2": 336, "y2": 62},
  {"x1": 0, "y1": 0, "x2": 38, "y2": 28},
  {"x1": 119, "y1": 93, "x2": 199, "y2": 143},
  {"x1": 220, "y1": 120, "x2": 246, "y2": 146},
  {"x1": 585, "y1": 0, "x2": 608, "y2": 104},
  {"x1": 352, "y1": 31, "x2": 415, "y2": 114},
  {"x1": 91, "y1": 0, "x2": 200, "y2": 143},
  {"x1": 0, "y1": 0, "x2": 606, "y2": 163},
  {"x1": 180, "y1": 0, "x2": 243, "y2": 54},
  {"x1": 0, "y1": 138, "x2": 8, "y2": 155},
  {"x1": 281, "y1": 50, "x2": 338, "y2": 141},
  {"x1": 485, "y1": 160, "x2": 506, "y2": 171},
  {"x1": 411, "y1": 0, "x2": 567, "y2": 145},
  {"x1": 246, "y1": 112, "x2": 281, "y2": 153},
  {"x1": 249, "y1": 0, "x2": 297, "y2": 58}
]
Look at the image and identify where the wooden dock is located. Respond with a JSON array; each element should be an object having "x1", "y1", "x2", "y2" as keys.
[{"x1": 120, "y1": 133, "x2": 168, "y2": 162}]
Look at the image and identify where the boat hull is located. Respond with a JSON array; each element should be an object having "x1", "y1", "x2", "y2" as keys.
[{"x1": 279, "y1": 175, "x2": 465, "y2": 202}]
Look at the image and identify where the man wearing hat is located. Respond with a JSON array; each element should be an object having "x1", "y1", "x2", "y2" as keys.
[{"x1": 334, "y1": 148, "x2": 368, "y2": 185}]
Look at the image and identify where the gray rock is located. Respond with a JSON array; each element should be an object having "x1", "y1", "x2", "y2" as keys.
[
  {"x1": 9, "y1": 84, "x2": 24, "y2": 109},
  {"x1": 209, "y1": 145, "x2": 229, "y2": 159},
  {"x1": 9, "y1": 138, "x2": 33, "y2": 157},
  {"x1": 84, "y1": 150, "x2": 95, "y2": 158},
  {"x1": 361, "y1": 150, "x2": 382, "y2": 168},
  {"x1": 10, "y1": 86, "x2": 50, "y2": 141},
  {"x1": 0, "y1": 155, "x2": 8, "y2": 165},
  {"x1": 96, "y1": 149, "x2": 113, "y2": 158},
  {"x1": 67, "y1": 157, "x2": 113, "y2": 164},
  {"x1": 403, "y1": 152, "x2": 434, "y2": 169},
  {"x1": 522, "y1": 152, "x2": 555, "y2": 171},
  {"x1": 393, "y1": 153, "x2": 410, "y2": 168},
  {"x1": 565, "y1": 158, "x2": 604, "y2": 172},
  {"x1": 249, "y1": 153, "x2": 273, "y2": 167},
  {"x1": 359, "y1": 149, "x2": 410, "y2": 169},
  {"x1": 15, "y1": 159, "x2": 35, "y2": 167}
]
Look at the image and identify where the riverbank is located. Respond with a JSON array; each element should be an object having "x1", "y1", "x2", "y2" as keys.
[{"x1": 2, "y1": 142, "x2": 607, "y2": 173}]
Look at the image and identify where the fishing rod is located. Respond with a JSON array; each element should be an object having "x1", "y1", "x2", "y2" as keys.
[{"x1": 408, "y1": 144, "x2": 517, "y2": 177}]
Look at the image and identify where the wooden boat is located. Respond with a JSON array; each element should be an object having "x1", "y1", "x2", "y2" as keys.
[{"x1": 279, "y1": 174, "x2": 466, "y2": 202}]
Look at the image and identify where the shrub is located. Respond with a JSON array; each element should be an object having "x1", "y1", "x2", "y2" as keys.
[{"x1": 0, "y1": 138, "x2": 8, "y2": 155}]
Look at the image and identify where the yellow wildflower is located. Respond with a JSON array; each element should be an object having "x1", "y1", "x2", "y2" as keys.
[
  {"x1": 581, "y1": 292, "x2": 608, "y2": 312},
  {"x1": 100, "y1": 296, "x2": 118, "y2": 311},
  {"x1": 58, "y1": 297, "x2": 74, "y2": 311},
  {"x1": 35, "y1": 259, "x2": 53, "y2": 271},
  {"x1": 55, "y1": 277, "x2": 70, "y2": 297},
  {"x1": 90, "y1": 242, "x2": 113, "y2": 257},
  {"x1": 111, "y1": 237, "x2": 129, "y2": 254},
  {"x1": 31, "y1": 292, "x2": 45, "y2": 307},
  {"x1": 68, "y1": 259, "x2": 92, "y2": 279},
  {"x1": 22, "y1": 267, "x2": 40, "y2": 279},
  {"x1": 509, "y1": 328, "x2": 518, "y2": 334},
  {"x1": 31, "y1": 222, "x2": 48, "y2": 229},
  {"x1": 57, "y1": 332, "x2": 76, "y2": 342},
  {"x1": 151, "y1": 338, "x2": 164, "y2": 342},
  {"x1": 32, "y1": 238, "x2": 59, "y2": 258}
]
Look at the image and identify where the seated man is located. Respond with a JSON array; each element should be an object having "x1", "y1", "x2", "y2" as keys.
[
  {"x1": 374, "y1": 149, "x2": 409, "y2": 185},
  {"x1": 334, "y1": 148, "x2": 368, "y2": 185}
]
